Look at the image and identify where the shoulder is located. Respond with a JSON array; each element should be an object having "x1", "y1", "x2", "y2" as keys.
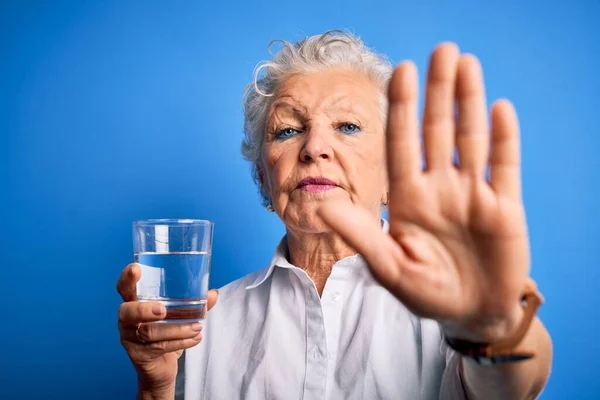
[
  {"x1": 207, "y1": 265, "x2": 272, "y2": 317},
  {"x1": 216, "y1": 267, "x2": 268, "y2": 298},
  {"x1": 202, "y1": 266, "x2": 273, "y2": 340}
]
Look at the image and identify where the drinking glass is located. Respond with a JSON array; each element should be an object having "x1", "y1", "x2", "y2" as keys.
[{"x1": 133, "y1": 219, "x2": 213, "y2": 323}]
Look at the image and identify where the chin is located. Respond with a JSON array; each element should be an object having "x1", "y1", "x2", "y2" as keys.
[
  {"x1": 292, "y1": 220, "x2": 332, "y2": 235},
  {"x1": 281, "y1": 203, "x2": 333, "y2": 234}
]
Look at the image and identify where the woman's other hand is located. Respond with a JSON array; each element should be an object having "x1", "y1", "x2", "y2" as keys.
[{"x1": 317, "y1": 43, "x2": 530, "y2": 344}]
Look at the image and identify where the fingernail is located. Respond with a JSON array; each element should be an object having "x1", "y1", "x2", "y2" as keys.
[
  {"x1": 129, "y1": 265, "x2": 136, "y2": 276},
  {"x1": 152, "y1": 305, "x2": 164, "y2": 315},
  {"x1": 193, "y1": 333, "x2": 202, "y2": 341},
  {"x1": 191, "y1": 322, "x2": 202, "y2": 331}
]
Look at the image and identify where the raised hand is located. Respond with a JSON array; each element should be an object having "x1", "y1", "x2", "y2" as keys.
[{"x1": 318, "y1": 43, "x2": 530, "y2": 344}]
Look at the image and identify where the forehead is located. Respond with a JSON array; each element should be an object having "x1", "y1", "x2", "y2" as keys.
[{"x1": 271, "y1": 68, "x2": 381, "y2": 115}]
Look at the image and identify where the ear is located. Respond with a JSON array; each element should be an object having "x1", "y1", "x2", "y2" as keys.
[
  {"x1": 255, "y1": 163, "x2": 271, "y2": 196},
  {"x1": 256, "y1": 164, "x2": 265, "y2": 187},
  {"x1": 382, "y1": 191, "x2": 389, "y2": 206},
  {"x1": 381, "y1": 164, "x2": 389, "y2": 206}
]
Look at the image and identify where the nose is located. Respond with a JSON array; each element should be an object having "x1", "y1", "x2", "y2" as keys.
[{"x1": 300, "y1": 129, "x2": 334, "y2": 163}]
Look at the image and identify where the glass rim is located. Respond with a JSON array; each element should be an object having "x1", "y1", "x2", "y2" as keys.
[{"x1": 133, "y1": 219, "x2": 213, "y2": 227}]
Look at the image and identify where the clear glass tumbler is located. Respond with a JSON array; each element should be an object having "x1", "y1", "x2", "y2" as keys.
[{"x1": 133, "y1": 219, "x2": 213, "y2": 323}]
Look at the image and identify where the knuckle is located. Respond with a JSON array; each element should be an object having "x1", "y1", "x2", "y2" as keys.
[
  {"x1": 118, "y1": 303, "x2": 129, "y2": 322},
  {"x1": 423, "y1": 117, "x2": 453, "y2": 132},
  {"x1": 149, "y1": 341, "x2": 168, "y2": 353},
  {"x1": 138, "y1": 325, "x2": 150, "y2": 342},
  {"x1": 119, "y1": 302, "x2": 139, "y2": 323},
  {"x1": 142, "y1": 322, "x2": 159, "y2": 342}
]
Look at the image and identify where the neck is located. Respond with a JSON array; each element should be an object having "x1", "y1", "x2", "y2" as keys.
[{"x1": 285, "y1": 227, "x2": 359, "y2": 296}]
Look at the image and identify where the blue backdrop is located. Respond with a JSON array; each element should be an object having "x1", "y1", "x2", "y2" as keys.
[{"x1": 2, "y1": 1, "x2": 598, "y2": 398}]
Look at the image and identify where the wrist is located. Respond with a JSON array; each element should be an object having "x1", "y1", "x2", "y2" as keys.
[
  {"x1": 443, "y1": 278, "x2": 544, "y2": 365},
  {"x1": 137, "y1": 380, "x2": 175, "y2": 400},
  {"x1": 442, "y1": 305, "x2": 524, "y2": 344}
]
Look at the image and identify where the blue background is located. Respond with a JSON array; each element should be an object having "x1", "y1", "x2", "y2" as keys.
[{"x1": 2, "y1": 1, "x2": 598, "y2": 398}]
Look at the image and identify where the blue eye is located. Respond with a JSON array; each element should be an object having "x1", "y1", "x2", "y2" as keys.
[
  {"x1": 274, "y1": 127, "x2": 302, "y2": 141},
  {"x1": 338, "y1": 122, "x2": 361, "y2": 135}
]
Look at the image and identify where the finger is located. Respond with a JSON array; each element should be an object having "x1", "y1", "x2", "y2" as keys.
[
  {"x1": 456, "y1": 54, "x2": 489, "y2": 176},
  {"x1": 422, "y1": 42, "x2": 460, "y2": 170},
  {"x1": 143, "y1": 335, "x2": 203, "y2": 355},
  {"x1": 207, "y1": 289, "x2": 219, "y2": 311},
  {"x1": 490, "y1": 99, "x2": 522, "y2": 199},
  {"x1": 118, "y1": 301, "x2": 166, "y2": 326},
  {"x1": 116, "y1": 263, "x2": 139, "y2": 302},
  {"x1": 316, "y1": 202, "x2": 426, "y2": 302},
  {"x1": 121, "y1": 321, "x2": 202, "y2": 343},
  {"x1": 387, "y1": 61, "x2": 421, "y2": 182},
  {"x1": 317, "y1": 201, "x2": 402, "y2": 283}
]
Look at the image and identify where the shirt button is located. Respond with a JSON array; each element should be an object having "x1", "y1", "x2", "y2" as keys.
[{"x1": 331, "y1": 292, "x2": 341, "y2": 302}]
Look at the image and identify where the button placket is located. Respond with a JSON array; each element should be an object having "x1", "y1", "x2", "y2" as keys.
[
  {"x1": 300, "y1": 271, "x2": 328, "y2": 399},
  {"x1": 321, "y1": 263, "x2": 350, "y2": 399}
]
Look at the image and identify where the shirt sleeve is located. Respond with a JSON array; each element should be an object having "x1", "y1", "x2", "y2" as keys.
[{"x1": 439, "y1": 344, "x2": 470, "y2": 400}]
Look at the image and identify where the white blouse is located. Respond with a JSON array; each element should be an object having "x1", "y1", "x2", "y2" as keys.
[{"x1": 183, "y1": 221, "x2": 468, "y2": 399}]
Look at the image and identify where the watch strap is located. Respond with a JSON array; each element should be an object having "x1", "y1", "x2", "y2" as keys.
[{"x1": 445, "y1": 278, "x2": 544, "y2": 365}]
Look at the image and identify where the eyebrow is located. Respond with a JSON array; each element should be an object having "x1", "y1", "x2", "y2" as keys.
[
  {"x1": 269, "y1": 97, "x2": 308, "y2": 118},
  {"x1": 270, "y1": 96, "x2": 370, "y2": 119}
]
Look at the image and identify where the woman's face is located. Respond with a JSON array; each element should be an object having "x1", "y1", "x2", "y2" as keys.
[{"x1": 261, "y1": 68, "x2": 387, "y2": 233}]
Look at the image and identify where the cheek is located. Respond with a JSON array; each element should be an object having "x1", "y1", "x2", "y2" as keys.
[
  {"x1": 353, "y1": 133, "x2": 385, "y2": 167},
  {"x1": 344, "y1": 141, "x2": 386, "y2": 200},
  {"x1": 368, "y1": 147, "x2": 387, "y2": 188},
  {"x1": 365, "y1": 134, "x2": 386, "y2": 178},
  {"x1": 269, "y1": 162, "x2": 286, "y2": 193},
  {"x1": 264, "y1": 146, "x2": 297, "y2": 195}
]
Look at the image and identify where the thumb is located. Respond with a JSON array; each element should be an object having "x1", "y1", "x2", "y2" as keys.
[
  {"x1": 207, "y1": 289, "x2": 219, "y2": 311},
  {"x1": 316, "y1": 201, "x2": 405, "y2": 286},
  {"x1": 317, "y1": 201, "x2": 445, "y2": 318}
]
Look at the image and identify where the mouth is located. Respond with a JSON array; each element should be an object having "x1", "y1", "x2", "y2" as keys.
[{"x1": 296, "y1": 176, "x2": 339, "y2": 193}]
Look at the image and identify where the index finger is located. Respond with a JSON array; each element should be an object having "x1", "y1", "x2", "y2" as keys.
[
  {"x1": 116, "y1": 263, "x2": 139, "y2": 302},
  {"x1": 386, "y1": 61, "x2": 421, "y2": 183}
]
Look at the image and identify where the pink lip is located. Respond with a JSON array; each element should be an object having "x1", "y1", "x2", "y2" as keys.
[{"x1": 296, "y1": 177, "x2": 338, "y2": 193}]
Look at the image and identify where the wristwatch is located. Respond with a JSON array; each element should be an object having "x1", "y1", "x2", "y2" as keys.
[{"x1": 445, "y1": 278, "x2": 544, "y2": 365}]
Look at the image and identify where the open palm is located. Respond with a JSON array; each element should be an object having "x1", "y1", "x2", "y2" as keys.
[{"x1": 319, "y1": 43, "x2": 530, "y2": 343}]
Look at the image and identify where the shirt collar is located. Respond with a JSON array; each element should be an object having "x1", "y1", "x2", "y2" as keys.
[{"x1": 245, "y1": 218, "x2": 389, "y2": 290}]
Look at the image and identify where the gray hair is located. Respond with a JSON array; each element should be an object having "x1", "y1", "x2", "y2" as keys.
[{"x1": 242, "y1": 30, "x2": 394, "y2": 206}]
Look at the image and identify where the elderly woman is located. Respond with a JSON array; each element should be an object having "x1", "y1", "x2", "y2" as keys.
[{"x1": 117, "y1": 31, "x2": 552, "y2": 399}]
